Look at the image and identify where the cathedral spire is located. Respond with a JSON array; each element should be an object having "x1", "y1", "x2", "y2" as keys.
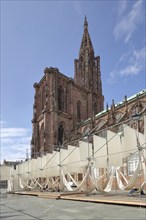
[
  {"x1": 79, "y1": 16, "x2": 93, "y2": 55},
  {"x1": 84, "y1": 15, "x2": 88, "y2": 30},
  {"x1": 74, "y1": 18, "x2": 104, "y2": 113}
]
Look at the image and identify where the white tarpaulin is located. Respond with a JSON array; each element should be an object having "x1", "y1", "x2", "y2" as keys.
[
  {"x1": 122, "y1": 124, "x2": 139, "y2": 158},
  {"x1": 48, "y1": 151, "x2": 60, "y2": 176},
  {"x1": 79, "y1": 141, "x2": 92, "y2": 166},
  {"x1": 107, "y1": 130, "x2": 123, "y2": 167},
  {"x1": 60, "y1": 148, "x2": 69, "y2": 166},
  {"x1": 93, "y1": 135, "x2": 107, "y2": 168},
  {"x1": 67, "y1": 145, "x2": 81, "y2": 173}
]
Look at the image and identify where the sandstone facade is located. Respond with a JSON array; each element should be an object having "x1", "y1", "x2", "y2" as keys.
[{"x1": 31, "y1": 17, "x2": 104, "y2": 157}]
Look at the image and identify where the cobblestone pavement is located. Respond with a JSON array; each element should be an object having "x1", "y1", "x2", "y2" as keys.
[{"x1": 0, "y1": 190, "x2": 146, "y2": 220}]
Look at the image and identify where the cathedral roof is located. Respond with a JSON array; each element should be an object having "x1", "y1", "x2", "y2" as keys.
[{"x1": 82, "y1": 89, "x2": 146, "y2": 125}]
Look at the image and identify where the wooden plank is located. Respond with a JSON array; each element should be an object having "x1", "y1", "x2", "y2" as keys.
[{"x1": 12, "y1": 191, "x2": 146, "y2": 207}]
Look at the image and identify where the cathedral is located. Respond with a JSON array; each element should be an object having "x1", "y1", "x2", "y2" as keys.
[
  {"x1": 31, "y1": 17, "x2": 146, "y2": 158},
  {"x1": 1, "y1": 17, "x2": 146, "y2": 197}
]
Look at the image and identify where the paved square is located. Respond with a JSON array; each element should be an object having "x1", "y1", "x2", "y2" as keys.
[{"x1": 1, "y1": 190, "x2": 146, "y2": 220}]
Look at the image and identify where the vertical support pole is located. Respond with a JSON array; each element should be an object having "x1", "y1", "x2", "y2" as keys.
[
  {"x1": 144, "y1": 114, "x2": 146, "y2": 183},
  {"x1": 86, "y1": 134, "x2": 90, "y2": 196},
  {"x1": 57, "y1": 145, "x2": 62, "y2": 192},
  {"x1": 59, "y1": 145, "x2": 62, "y2": 192},
  {"x1": 17, "y1": 166, "x2": 19, "y2": 192},
  {"x1": 106, "y1": 130, "x2": 110, "y2": 175}
]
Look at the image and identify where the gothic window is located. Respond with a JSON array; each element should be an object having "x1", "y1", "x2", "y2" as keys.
[
  {"x1": 93, "y1": 101, "x2": 98, "y2": 115},
  {"x1": 95, "y1": 60, "x2": 97, "y2": 67},
  {"x1": 77, "y1": 101, "x2": 81, "y2": 120},
  {"x1": 41, "y1": 91, "x2": 43, "y2": 110},
  {"x1": 80, "y1": 72, "x2": 84, "y2": 87},
  {"x1": 100, "y1": 103, "x2": 103, "y2": 111},
  {"x1": 58, "y1": 124, "x2": 64, "y2": 146},
  {"x1": 58, "y1": 85, "x2": 64, "y2": 111},
  {"x1": 40, "y1": 123, "x2": 44, "y2": 154},
  {"x1": 79, "y1": 57, "x2": 83, "y2": 68},
  {"x1": 41, "y1": 87, "x2": 45, "y2": 111}
]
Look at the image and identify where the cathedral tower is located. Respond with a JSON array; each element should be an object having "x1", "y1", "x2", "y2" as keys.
[
  {"x1": 31, "y1": 17, "x2": 104, "y2": 158},
  {"x1": 74, "y1": 17, "x2": 104, "y2": 114}
]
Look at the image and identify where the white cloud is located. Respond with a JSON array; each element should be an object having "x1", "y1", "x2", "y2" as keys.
[
  {"x1": 1, "y1": 128, "x2": 29, "y2": 138},
  {"x1": 119, "y1": 65, "x2": 140, "y2": 76},
  {"x1": 113, "y1": 0, "x2": 144, "y2": 43},
  {"x1": 117, "y1": 0, "x2": 127, "y2": 16},
  {"x1": 0, "y1": 124, "x2": 31, "y2": 163},
  {"x1": 120, "y1": 47, "x2": 145, "y2": 76},
  {"x1": 109, "y1": 46, "x2": 146, "y2": 83}
]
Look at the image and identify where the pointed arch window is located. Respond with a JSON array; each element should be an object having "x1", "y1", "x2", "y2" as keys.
[
  {"x1": 94, "y1": 101, "x2": 98, "y2": 115},
  {"x1": 40, "y1": 123, "x2": 44, "y2": 154},
  {"x1": 58, "y1": 125, "x2": 64, "y2": 146},
  {"x1": 40, "y1": 86, "x2": 45, "y2": 111},
  {"x1": 58, "y1": 85, "x2": 64, "y2": 111},
  {"x1": 77, "y1": 101, "x2": 81, "y2": 120}
]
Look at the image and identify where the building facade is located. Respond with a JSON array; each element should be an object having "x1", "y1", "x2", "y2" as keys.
[
  {"x1": 31, "y1": 17, "x2": 146, "y2": 159},
  {"x1": 31, "y1": 17, "x2": 104, "y2": 157}
]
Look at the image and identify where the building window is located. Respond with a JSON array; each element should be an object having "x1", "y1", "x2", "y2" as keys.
[
  {"x1": 58, "y1": 86, "x2": 64, "y2": 111},
  {"x1": 58, "y1": 125, "x2": 64, "y2": 146},
  {"x1": 41, "y1": 88, "x2": 45, "y2": 111},
  {"x1": 78, "y1": 173, "x2": 83, "y2": 181},
  {"x1": 94, "y1": 101, "x2": 98, "y2": 115},
  {"x1": 77, "y1": 101, "x2": 81, "y2": 120},
  {"x1": 40, "y1": 123, "x2": 44, "y2": 154},
  {"x1": 128, "y1": 154, "x2": 139, "y2": 176}
]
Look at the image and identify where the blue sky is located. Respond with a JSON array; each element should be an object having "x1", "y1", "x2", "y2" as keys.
[{"x1": 1, "y1": 0, "x2": 146, "y2": 162}]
